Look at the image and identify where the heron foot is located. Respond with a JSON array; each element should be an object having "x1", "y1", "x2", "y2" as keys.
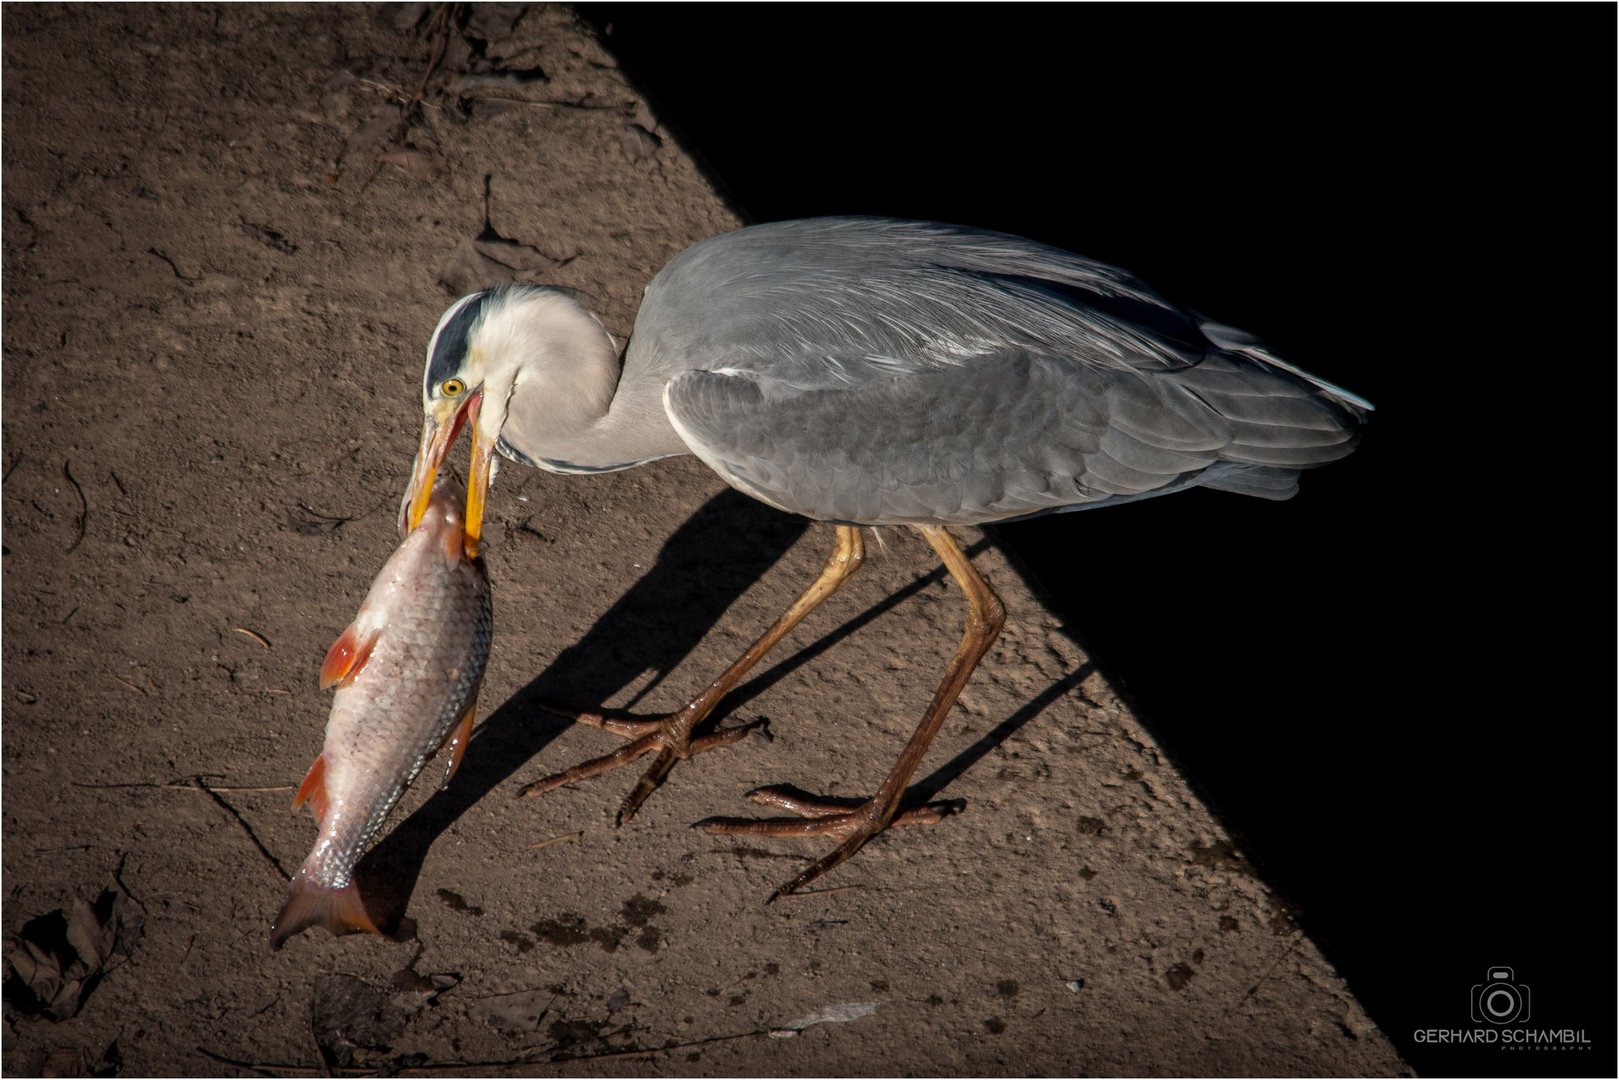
[
  {"x1": 519, "y1": 708, "x2": 769, "y2": 825},
  {"x1": 695, "y1": 784, "x2": 963, "y2": 901}
]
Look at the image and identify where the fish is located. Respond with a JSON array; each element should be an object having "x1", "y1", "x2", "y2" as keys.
[{"x1": 270, "y1": 477, "x2": 493, "y2": 949}]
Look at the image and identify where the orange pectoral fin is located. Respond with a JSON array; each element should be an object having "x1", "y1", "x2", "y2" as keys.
[
  {"x1": 320, "y1": 624, "x2": 379, "y2": 690},
  {"x1": 437, "y1": 697, "x2": 477, "y2": 789},
  {"x1": 293, "y1": 754, "x2": 330, "y2": 822}
]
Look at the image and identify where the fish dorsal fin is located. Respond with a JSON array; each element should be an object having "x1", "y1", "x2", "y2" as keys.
[
  {"x1": 293, "y1": 753, "x2": 330, "y2": 822},
  {"x1": 320, "y1": 624, "x2": 380, "y2": 690},
  {"x1": 438, "y1": 697, "x2": 478, "y2": 789}
]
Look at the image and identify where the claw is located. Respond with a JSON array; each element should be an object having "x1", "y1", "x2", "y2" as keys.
[
  {"x1": 519, "y1": 710, "x2": 769, "y2": 813},
  {"x1": 696, "y1": 787, "x2": 966, "y2": 898}
]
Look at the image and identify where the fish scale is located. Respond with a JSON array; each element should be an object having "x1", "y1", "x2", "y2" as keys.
[{"x1": 271, "y1": 478, "x2": 492, "y2": 949}]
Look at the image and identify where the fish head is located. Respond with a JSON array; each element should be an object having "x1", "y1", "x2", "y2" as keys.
[{"x1": 411, "y1": 474, "x2": 476, "y2": 566}]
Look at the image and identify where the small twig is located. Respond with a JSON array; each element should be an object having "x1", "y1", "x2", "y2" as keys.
[
  {"x1": 1221, "y1": 930, "x2": 1304, "y2": 1023},
  {"x1": 113, "y1": 850, "x2": 148, "y2": 914},
  {"x1": 170, "y1": 783, "x2": 294, "y2": 793},
  {"x1": 526, "y1": 830, "x2": 583, "y2": 851},
  {"x1": 146, "y1": 247, "x2": 197, "y2": 283},
  {"x1": 193, "y1": 775, "x2": 292, "y2": 882},
  {"x1": 294, "y1": 502, "x2": 355, "y2": 533},
  {"x1": 409, "y1": 4, "x2": 453, "y2": 109},
  {"x1": 63, "y1": 459, "x2": 87, "y2": 552},
  {"x1": 72, "y1": 779, "x2": 294, "y2": 794},
  {"x1": 551, "y1": 1028, "x2": 774, "y2": 1065},
  {"x1": 206, "y1": 1004, "x2": 780, "y2": 1072},
  {"x1": 232, "y1": 627, "x2": 272, "y2": 649},
  {"x1": 355, "y1": 76, "x2": 411, "y2": 102},
  {"x1": 196, "y1": 1049, "x2": 312, "y2": 1076},
  {"x1": 781, "y1": 884, "x2": 865, "y2": 898},
  {"x1": 461, "y1": 93, "x2": 628, "y2": 111},
  {"x1": 112, "y1": 676, "x2": 148, "y2": 696},
  {"x1": 108, "y1": 469, "x2": 127, "y2": 496},
  {"x1": 3, "y1": 452, "x2": 21, "y2": 484},
  {"x1": 196, "y1": 1047, "x2": 557, "y2": 1075}
]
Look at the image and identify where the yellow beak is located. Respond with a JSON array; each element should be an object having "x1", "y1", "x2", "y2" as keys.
[{"x1": 401, "y1": 389, "x2": 491, "y2": 559}]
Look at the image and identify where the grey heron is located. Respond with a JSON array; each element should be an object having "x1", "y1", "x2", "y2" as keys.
[{"x1": 400, "y1": 217, "x2": 1370, "y2": 900}]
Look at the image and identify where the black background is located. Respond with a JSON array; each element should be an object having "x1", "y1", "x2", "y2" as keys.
[{"x1": 578, "y1": 7, "x2": 1613, "y2": 1076}]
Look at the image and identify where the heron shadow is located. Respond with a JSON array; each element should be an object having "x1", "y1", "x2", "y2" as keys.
[
  {"x1": 354, "y1": 487, "x2": 806, "y2": 932},
  {"x1": 672, "y1": 536, "x2": 1100, "y2": 814},
  {"x1": 356, "y1": 511, "x2": 1095, "y2": 932},
  {"x1": 908, "y1": 660, "x2": 1097, "y2": 805}
]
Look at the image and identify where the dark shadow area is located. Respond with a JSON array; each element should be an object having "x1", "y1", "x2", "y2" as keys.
[
  {"x1": 574, "y1": 8, "x2": 1613, "y2": 1076},
  {"x1": 356, "y1": 488, "x2": 805, "y2": 928}
]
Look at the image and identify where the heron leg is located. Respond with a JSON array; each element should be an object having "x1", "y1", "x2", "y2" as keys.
[
  {"x1": 698, "y1": 525, "x2": 1005, "y2": 902},
  {"x1": 521, "y1": 525, "x2": 866, "y2": 825}
]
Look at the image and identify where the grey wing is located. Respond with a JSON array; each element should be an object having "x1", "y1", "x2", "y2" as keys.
[{"x1": 662, "y1": 349, "x2": 1363, "y2": 527}]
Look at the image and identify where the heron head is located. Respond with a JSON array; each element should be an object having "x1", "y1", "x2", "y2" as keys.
[
  {"x1": 401, "y1": 290, "x2": 495, "y2": 555},
  {"x1": 401, "y1": 286, "x2": 618, "y2": 558}
]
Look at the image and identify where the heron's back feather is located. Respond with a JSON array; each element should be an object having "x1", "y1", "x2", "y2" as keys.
[{"x1": 645, "y1": 218, "x2": 1366, "y2": 526}]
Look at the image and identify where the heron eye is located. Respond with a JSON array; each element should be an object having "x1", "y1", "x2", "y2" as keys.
[{"x1": 440, "y1": 378, "x2": 466, "y2": 398}]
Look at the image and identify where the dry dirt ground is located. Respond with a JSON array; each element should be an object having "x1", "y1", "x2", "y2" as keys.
[{"x1": 3, "y1": 7, "x2": 1407, "y2": 1075}]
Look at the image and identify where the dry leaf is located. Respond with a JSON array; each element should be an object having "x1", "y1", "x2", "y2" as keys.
[
  {"x1": 3, "y1": 887, "x2": 134, "y2": 1022},
  {"x1": 311, "y1": 974, "x2": 407, "y2": 1069},
  {"x1": 41, "y1": 1047, "x2": 90, "y2": 1077},
  {"x1": 65, "y1": 897, "x2": 119, "y2": 973},
  {"x1": 37, "y1": 1038, "x2": 120, "y2": 1078}
]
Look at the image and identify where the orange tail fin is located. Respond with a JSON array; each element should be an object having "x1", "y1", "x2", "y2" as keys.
[{"x1": 269, "y1": 871, "x2": 381, "y2": 950}]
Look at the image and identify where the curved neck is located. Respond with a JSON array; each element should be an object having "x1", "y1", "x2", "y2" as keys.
[{"x1": 473, "y1": 290, "x2": 688, "y2": 474}]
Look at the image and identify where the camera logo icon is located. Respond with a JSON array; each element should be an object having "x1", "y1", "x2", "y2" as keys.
[{"x1": 1471, "y1": 966, "x2": 1530, "y2": 1024}]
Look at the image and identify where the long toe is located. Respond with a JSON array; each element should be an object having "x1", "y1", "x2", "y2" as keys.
[
  {"x1": 537, "y1": 701, "x2": 669, "y2": 740},
  {"x1": 764, "y1": 801, "x2": 964, "y2": 900},
  {"x1": 519, "y1": 731, "x2": 662, "y2": 798},
  {"x1": 695, "y1": 787, "x2": 967, "y2": 897},
  {"x1": 696, "y1": 807, "x2": 867, "y2": 840},
  {"x1": 687, "y1": 716, "x2": 771, "y2": 754},
  {"x1": 616, "y1": 746, "x2": 681, "y2": 825},
  {"x1": 521, "y1": 711, "x2": 768, "y2": 813},
  {"x1": 615, "y1": 718, "x2": 772, "y2": 821},
  {"x1": 769, "y1": 834, "x2": 877, "y2": 902}
]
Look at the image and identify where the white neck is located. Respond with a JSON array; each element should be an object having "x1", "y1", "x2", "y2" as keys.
[{"x1": 471, "y1": 290, "x2": 688, "y2": 473}]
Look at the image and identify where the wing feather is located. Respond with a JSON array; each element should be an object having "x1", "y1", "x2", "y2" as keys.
[
  {"x1": 641, "y1": 220, "x2": 1366, "y2": 526},
  {"x1": 664, "y1": 345, "x2": 1362, "y2": 527}
]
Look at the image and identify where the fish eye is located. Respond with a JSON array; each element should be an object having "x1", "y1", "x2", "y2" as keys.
[{"x1": 440, "y1": 378, "x2": 466, "y2": 398}]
